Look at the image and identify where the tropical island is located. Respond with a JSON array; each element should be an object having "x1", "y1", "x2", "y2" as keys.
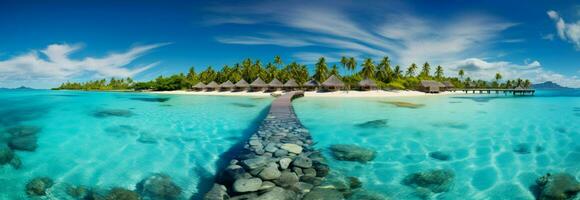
[{"x1": 54, "y1": 56, "x2": 533, "y2": 97}]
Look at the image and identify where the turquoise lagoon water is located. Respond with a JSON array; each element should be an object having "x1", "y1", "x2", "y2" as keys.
[
  {"x1": 0, "y1": 89, "x2": 273, "y2": 199},
  {"x1": 293, "y1": 90, "x2": 580, "y2": 199}
]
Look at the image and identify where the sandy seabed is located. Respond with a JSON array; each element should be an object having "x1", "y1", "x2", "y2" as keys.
[{"x1": 150, "y1": 90, "x2": 466, "y2": 98}]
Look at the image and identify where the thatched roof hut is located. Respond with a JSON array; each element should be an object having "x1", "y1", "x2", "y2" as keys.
[
  {"x1": 267, "y1": 78, "x2": 283, "y2": 91},
  {"x1": 192, "y1": 82, "x2": 206, "y2": 91},
  {"x1": 303, "y1": 80, "x2": 319, "y2": 91},
  {"x1": 219, "y1": 80, "x2": 234, "y2": 91},
  {"x1": 358, "y1": 78, "x2": 378, "y2": 90},
  {"x1": 234, "y1": 79, "x2": 249, "y2": 91},
  {"x1": 442, "y1": 81, "x2": 455, "y2": 91},
  {"x1": 419, "y1": 80, "x2": 445, "y2": 93},
  {"x1": 205, "y1": 81, "x2": 219, "y2": 90},
  {"x1": 284, "y1": 79, "x2": 299, "y2": 88},
  {"x1": 283, "y1": 79, "x2": 299, "y2": 91},
  {"x1": 250, "y1": 77, "x2": 267, "y2": 91},
  {"x1": 322, "y1": 75, "x2": 345, "y2": 91}
]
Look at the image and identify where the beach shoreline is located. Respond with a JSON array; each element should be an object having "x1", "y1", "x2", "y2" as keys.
[{"x1": 149, "y1": 90, "x2": 466, "y2": 97}]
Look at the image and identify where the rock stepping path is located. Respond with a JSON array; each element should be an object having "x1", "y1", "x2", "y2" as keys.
[{"x1": 206, "y1": 91, "x2": 331, "y2": 200}]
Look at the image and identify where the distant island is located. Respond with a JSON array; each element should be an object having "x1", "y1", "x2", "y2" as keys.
[
  {"x1": 0, "y1": 86, "x2": 34, "y2": 90},
  {"x1": 532, "y1": 81, "x2": 572, "y2": 89}
]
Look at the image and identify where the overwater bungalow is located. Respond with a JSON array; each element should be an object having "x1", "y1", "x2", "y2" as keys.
[
  {"x1": 419, "y1": 80, "x2": 445, "y2": 93},
  {"x1": 358, "y1": 78, "x2": 378, "y2": 91},
  {"x1": 205, "y1": 81, "x2": 219, "y2": 91},
  {"x1": 234, "y1": 79, "x2": 249, "y2": 91},
  {"x1": 442, "y1": 81, "x2": 455, "y2": 91},
  {"x1": 219, "y1": 80, "x2": 234, "y2": 91},
  {"x1": 283, "y1": 79, "x2": 299, "y2": 91},
  {"x1": 268, "y1": 78, "x2": 283, "y2": 91},
  {"x1": 250, "y1": 77, "x2": 268, "y2": 92},
  {"x1": 304, "y1": 80, "x2": 320, "y2": 91},
  {"x1": 322, "y1": 75, "x2": 345, "y2": 91},
  {"x1": 192, "y1": 82, "x2": 206, "y2": 91}
]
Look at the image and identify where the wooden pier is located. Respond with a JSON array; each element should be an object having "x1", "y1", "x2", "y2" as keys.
[{"x1": 460, "y1": 88, "x2": 535, "y2": 95}]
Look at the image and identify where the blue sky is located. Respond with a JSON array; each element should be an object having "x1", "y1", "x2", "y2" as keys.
[{"x1": 1, "y1": 0, "x2": 579, "y2": 88}]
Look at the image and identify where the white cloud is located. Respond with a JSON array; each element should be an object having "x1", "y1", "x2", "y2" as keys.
[
  {"x1": 450, "y1": 58, "x2": 580, "y2": 87},
  {"x1": 0, "y1": 43, "x2": 168, "y2": 88},
  {"x1": 547, "y1": 10, "x2": 580, "y2": 49},
  {"x1": 207, "y1": 2, "x2": 514, "y2": 66}
]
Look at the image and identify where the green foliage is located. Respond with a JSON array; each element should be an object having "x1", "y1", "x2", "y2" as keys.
[
  {"x1": 57, "y1": 56, "x2": 532, "y2": 92},
  {"x1": 313, "y1": 57, "x2": 329, "y2": 83},
  {"x1": 56, "y1": 78, "x2": 134, "y2": 90},
  {"x1": 360, "y1": 58, "x2": 375, "y2": 79}
]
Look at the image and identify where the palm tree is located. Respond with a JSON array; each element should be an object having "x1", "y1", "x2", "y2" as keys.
[
  {"x1": 313, "y1": 57, "x2": 329, "y2": 83},
  {"x1": 435, "y1": 65, "x2": 444, "y2": 80},
  {"x1": 265, "y1": 63, "x2": 278, "y2": 83},
  {"x1": 420, "y1": 62, "x2": 430, "y2": 78},
  {"x1": 523, "y1": 79, "x2": 531, "y2": 88},
  {"x1": 458, "y1": 69, "x2": 465, "y2": 80},
  {"x1": 274, "y1": 55, "x2": 282, "y2": 68},
  {"x1": 377, "y1": 56, "x2": 392, "y2": 82},
  {"x1": 347, "y1": 57, "x2": 357, "y2": 75},
  {"x1": 394, "y1": 65, "x2": 402, "y2": 79},
  {"x1": 495, "y1": 72, "x2": 502, "y2": 83},
  {"x1": 361, "y1": 58, "x2": 375, "y2": 79},
  {"x1": 406, "y1": 63, "x2": 417, "y2": 77},
  {"x1": 186, "y1": 66, "x2": 197, "y2": 85},
  {"x1": 330, "y1": 64, "x2": 340, "y2": 77},
  {"x1": 340, "y1": 56, "x2": 348, "y2": 75}
]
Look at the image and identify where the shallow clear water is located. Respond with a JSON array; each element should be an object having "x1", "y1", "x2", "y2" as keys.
[
  {"x1": 0, "y1": 89, "x2": 273, "y2": 199},
  {"x1": 293, "y1": 90, "x2": 580, "y2": 199}
]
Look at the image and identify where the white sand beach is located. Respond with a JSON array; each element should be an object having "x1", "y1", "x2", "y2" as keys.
[{"x1": 150, "y1": 90, "x2": 465, "y2": 97}]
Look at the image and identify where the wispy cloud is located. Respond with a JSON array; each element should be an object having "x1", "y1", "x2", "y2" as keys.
[
  {"x1": 547, "y1": 10, "x2": 580, "y2": 49},
  {"x1": 0, "y1": 43, "x2": 168, "y2": 88},
  {"x1": 206, "y1": 2, "x2": 514, "y2": 66}
]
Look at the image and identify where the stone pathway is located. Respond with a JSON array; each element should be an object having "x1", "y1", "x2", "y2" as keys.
[{"x1": 205, "y1": 91, "x2": 330, "y2": 200}]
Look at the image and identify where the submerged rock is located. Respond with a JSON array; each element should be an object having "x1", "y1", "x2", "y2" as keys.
[
  {"x1": 231, "y1": 103, "x2": 256, "y2": 108},
  {"x1": 535, "y1": 173, "x2": 580, "y2": 200},
  {"x1": 242, "y1": 157, "x2": 269, "y2": 170},
  {"x1": 303, "y1": 187, "x2": 344, "y2": 200},
  {"x1": 273, "y1": 171, "x2": 299, "y2": 187},
  {"x1": 204, "y1": 184, "x2": 229, "y2": 200},
  {"x1": 106, "y1": 187, "x2": 140, "y2": 200},
  {"x1": 513, "y1": 143, "x2": 531, "y2": 154},
  {"x1": 0, "y1": 145, "x2": 15, "y2": 165},
  {"x1": 130, "y1": 97, "x2": 170, "y2": 103},
  {"x1": 292, "y1": 156, "x2": 313, "y2": 168},
  {"x1": 329, "y1": 144, "x2": 376, "y2": 163},
  {"x1": 104, "y1": 125, "x2": 139, "y2": 137},
  {"x1": 10, "y1": 154, "x2": 21, "y2": 169},
  {"x1": 233, "y1": 178, "x2": 262, "y2": 193},
  {"x1": 65, "y1": 185, "x2": 89, "y2": 199},
  {"x1": 255, "y1": 186, "x2": 297, "y2": 200},
  {"x1": 380, "y1": 101, "x2": 425, "y2": 109},
  {"x1": 25, "y1": 177, "x2": 54, "y2": 196},
  {"x1": 136, "y1": 173, "x2": 182, "y2": 200},
  {"x1": 355, "y1": 119, "x2": 388, "y2": 129},
  {"x1": 402, "y1": 169, "x2": 455, "y2": 194},
  {"x1": 280, "y1": 143, "x2": 303, "y2": 154},
  {"x1": 6, "y1": 125, "x2": 41, "y2": 137},
  {"x1": 429, "y1": 151, "x2": 452, "y2": 161},
  {"x1": 258, "y1": 165, "x2": 282, "y2": 180},
  {"x1": 8, "y1": 135, "x2": 38, "y2": 151},
  {"x1": 92, "y1": 109, "x2": 134, "y2": 118}
]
